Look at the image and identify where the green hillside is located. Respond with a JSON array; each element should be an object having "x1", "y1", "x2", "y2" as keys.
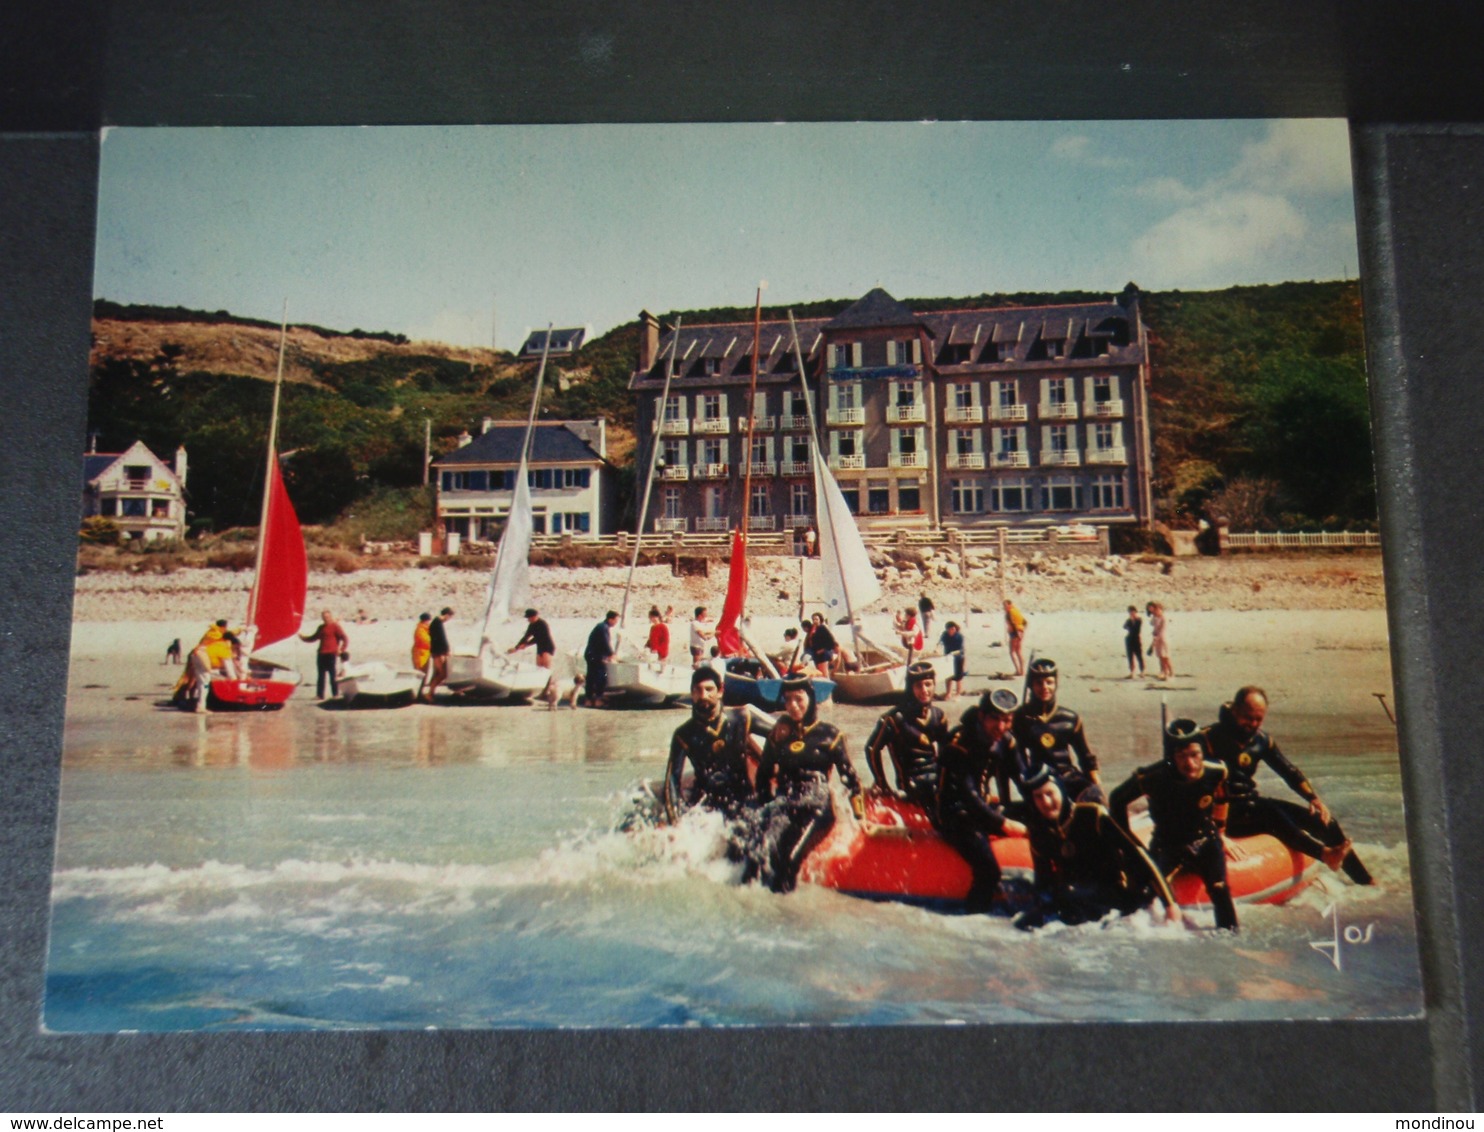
[{"x1": 87, "y1": 280, "x2": 1373, "y2": 540}]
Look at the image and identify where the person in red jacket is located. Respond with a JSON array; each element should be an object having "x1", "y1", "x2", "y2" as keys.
[
  {"x1": 645, "y1": 605, "x2": 674, "y2": 661},
  {"x1": 300, "y1": 609, "x2": 349, "y2": 699}
]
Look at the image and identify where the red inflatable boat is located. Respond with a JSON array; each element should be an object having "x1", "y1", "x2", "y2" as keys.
[{"x1": 801, "y1": 794, "x2": 1316, "y2": 909}]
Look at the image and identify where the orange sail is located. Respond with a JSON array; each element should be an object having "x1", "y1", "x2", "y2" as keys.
[
  {"x1": 715, "y1": 529, "x2": 749, "y2": 657},
  {"x1": 247, "y1": 452, "x2": 308, "y2": 649}
]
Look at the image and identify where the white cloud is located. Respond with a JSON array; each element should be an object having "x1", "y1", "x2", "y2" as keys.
[
  {"x1": 1131, "y1": 176, "x2": 1200, "y2": 206},
  {"x1": 1228, "y1": 119, "x2": 1353, "y2": 195},
  {"x1": 1131, "y1": 191, "x2": 1308, "y2": 279},
  {"x1": 1051, "y1": 133, "x2": 1127, "y2": 169},
  {"x1": 1125, "y1": 120, "x2": 1353, "y2": 285},
  {"x1": 405, "y1": 308, "x2": 492, "y2": 348}
]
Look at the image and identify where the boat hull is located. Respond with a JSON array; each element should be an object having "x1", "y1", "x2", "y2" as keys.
[
  {"x1": 338, "y1": 661, "x2": 421, "y2": 708},
  {"x1": 830, "y1": 654, "x2": 958, "y2": 704},
  {"x1": 723, "y1": 671, "x2": 835, "y2": 711},
  {"x1": 802, "y1": 795, "x2": 1315, "y2": 910},
  {"x1": 445, "y1": 651, "x2": 552, "y2": 700},
  {"x1": 203, "y1": 659, "x2": 300, "y2": 711},
  {"x1": 605, "y1": 658, "x2": 692, "y2": 706}
]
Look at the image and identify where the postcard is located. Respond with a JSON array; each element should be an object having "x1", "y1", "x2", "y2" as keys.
[{"x1": 49, "y1": 121, "x2": 1420, "y2": 1030}]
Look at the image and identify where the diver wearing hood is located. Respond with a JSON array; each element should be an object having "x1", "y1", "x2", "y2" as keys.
[
  {"x1": 1018, "y1": 765, "x2": 1178, "y2": 930},
  {"x1": 935, "y1": 688, "x2": 1030, "y2": 911},
  {"x1": 1202, "y1": 687, "x2": 1372, "y2": 885},
  {"x1": 749, "y1": 675, "x2": 865, "y2": 894},
  {"x1": 1109, "y1": 719, "x2": 1237, "y2": 931},
  {"x1": 663, "y1": 666, "x2": 762, "y2": 824},
  {"x1": 1011, "y1": 658, "x2": 1104, "y2": 804},
  {"x1": 864, "y1": 662, "x2": 950, "y2": 812}
]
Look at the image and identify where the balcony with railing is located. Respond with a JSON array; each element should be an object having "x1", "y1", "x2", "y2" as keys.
[
  {"x1": 948, "y1": 451, "x2": 986, "y2": 470},
  {"x1": 747, "y1": 514, "x2": 777, "y2": 531},
  {"x1": 1086, "y1": 446, "x2": 1128, "y2": 464},
  {"x1": 784, "y1": 513, "x2": 814, "y2": 529},
  {"x1": 990, "y1": 403, "x2": 1028, "y2": 421},
  {"x1": 748, "y1": 461, "x2": 775, "y2": 476},
  {"x1": 944, "y1": 404, "x2": 984, "y2": 424},
  {"x1": 694, "y1": 463, "x2": 731, "y2": 479},
  {"x1": 889, "y1": 451, "x2": 927, "y2": 469},
  {"x1": 1040, "y1": 402, "x2": 1079, "y2": 420},
  {"x1": 779, "y1": 460, "x2": 811, "y2": 476},
  {"x1": 1042, "y1": 449, "x2": 1082, "y2": 467},
  {"x1": 737, "y1": 416, "x2": 776, "y2": 432},
  {"x1": 1087, "y1": 399, "x2": 1125, "y2": 417},
  {"x1": 693, "y1": 416, "x2": 730, "y2": 434},
  {"x1": 827, "y1": 407, "x2": 865, "y2": 426},
  {"x1": 830, "y1": 453, "x2": 866, "y2": 470},
  {"x1": 781, "y1": 414, "x2": 811, "y2": 431},
  {"x1": 654, "y1": 517, "x2": 687, "y2": 533},
  {"x1": 695, "y1": 517, "x2": 729, "y2": 532},
  {"x1": 659, "y1": 417, "x2": 689, "y2": 435},
  {"x1": 659, "y1": 464, "x2": 690, "y2": 481},
  {"x1": 887, "y1": 403, "x2": 926, "y2": 424},
  {"x1": 993, "y1": 450, "x2": 1029, "y2": 468}
]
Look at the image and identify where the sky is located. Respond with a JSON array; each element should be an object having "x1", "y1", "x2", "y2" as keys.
[{"x1": 94, "y1": 120, "x2": 1359, "y2": 350}]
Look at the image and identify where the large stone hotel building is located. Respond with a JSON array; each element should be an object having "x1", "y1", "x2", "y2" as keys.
[{"x1": 629, "y1": 286, "x2": 1152, "y2": 535}]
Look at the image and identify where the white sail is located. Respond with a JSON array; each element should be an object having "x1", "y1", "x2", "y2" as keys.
[
  {"x1": 809, "y1": 432, "x2": 881, "y2": 614},
  {"x1": 478, "y1": 467, "x2": 533, "y2": 651}
]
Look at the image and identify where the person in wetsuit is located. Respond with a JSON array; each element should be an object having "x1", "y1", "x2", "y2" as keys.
[
  {"x1": 936, "y1": 688, "x2": 1030, "y2": 911},
  {"x1": 1202, "y1": 686, "x2": 1372, "y2": 885},
  {"x1": 1011, "y1": 658, "x2": 1104, "y2": 804},
  {"x1": 1109, "y1": 719, "x2": 1238, "y2": 931},
  {"x1": 1017, "y1": 767, "x2": 1178, "y2": 929},
  {"x1": 750, "y1": 675, "x2": 865, "y2": 894},
  {"x1": 583, "y1": 610, "x2": 619, "y2": 707},
  {"x1": 864, "y1": 662, "x2": 950, "y2": 812},
  {"x1": 508, "y1": 607, "x2": 556, "y2": 668},
  {"x1": 663, "y1": 666, "x2": 762, "y2": 828}
]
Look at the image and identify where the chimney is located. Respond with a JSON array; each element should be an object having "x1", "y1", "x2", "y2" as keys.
[
  {"x1": 482, "y1": 416, "x2": 494, "y2": 434},
  {"x1": 638, "y1": 310, "x2": 659, "y2": 372},
  {"x1": 175, "y1": 445, "x2": 188, "y2": 488},
  {"x1": 593, "y1": 418, "x2": 606, "y2": 459},
  {"x1": 456, "y1": 430, "x2": 472, "y2": 448}
]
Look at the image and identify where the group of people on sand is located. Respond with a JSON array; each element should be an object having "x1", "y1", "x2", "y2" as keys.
[{"x1": 661, "y1": 657, "x2": 1372, "y2": 928}]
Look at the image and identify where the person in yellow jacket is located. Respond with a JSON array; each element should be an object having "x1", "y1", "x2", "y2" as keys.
[
  {"x1": 411, "y1": 612, "x2": 433, "y2": 672},
  {"x1": 199, "y1": 618, "x2": 241, "y2": 677}
]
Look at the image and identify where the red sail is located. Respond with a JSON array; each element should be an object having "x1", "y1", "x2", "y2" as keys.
[
  {"x1": 715, "y1": 529, "x2": 749, "y2": 657},
  {"x1": 248, "y1": 453, "x2": 308, "y2": 649}
]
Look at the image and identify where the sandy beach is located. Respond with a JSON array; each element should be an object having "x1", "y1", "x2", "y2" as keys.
[{"x1": 71, "y1": 550, "x2": 1388, "y2": 626}]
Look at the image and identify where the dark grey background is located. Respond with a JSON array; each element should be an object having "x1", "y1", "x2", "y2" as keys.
[{"x1": 2, "y1": 0, "x2": 1480, "y2": 1111}]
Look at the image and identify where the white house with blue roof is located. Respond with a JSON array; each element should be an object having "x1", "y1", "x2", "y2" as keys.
[
  {"x1": 433, "y1": 418, "x2": 612, "y2": 542},
  {"x1": 82, "y1": 439, "x2": 189, "y2": 542}
]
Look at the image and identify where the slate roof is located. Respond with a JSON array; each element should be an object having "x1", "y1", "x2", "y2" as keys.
[
  {"x1": 84, "y1": 454, "x2": 120, "y2": 482},
  {"x1": 435, "y1": 423, "x2": 605, "y2": 467},
  {"x1": 630, "y1": 288, "x2": 1144, "y2": 386},
  {"x1": 824, "y1": 287, "x2": 930, "y2": 332},
  {"x1": 519, "y1": 327, "x2": 587, "y2": 356}
]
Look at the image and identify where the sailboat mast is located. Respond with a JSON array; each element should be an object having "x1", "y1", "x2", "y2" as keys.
[
  {"x1": 619, "y1": 317, "x2": 683, "y2": 634},
  {"x1": 246, "y1": 302, "x2": 290, "y2": 638},
  {"x1": 787, "y1": 311, "x2": 861, "y2": 652},
  {"x1": 519, "y1": 324, "x2": 554, "y2": 466}
]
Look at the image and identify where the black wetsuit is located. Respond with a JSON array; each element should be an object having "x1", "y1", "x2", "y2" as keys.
[
  {"x1": 1012, "y1": 697, "x2": 1102, "y2": 803},
  {"x1": 514, "y1": 617, "x2": 555, "y2": 657},
  {"x1": 1202, "y1": 706, "x2": 1372, "y2": 885},
  {"x1": 1110, "y1": 761, "x2": 1237, "y2": 930},
  {"x1": 583, "y1": 621, "x2": 614, "y2": 702},
  {"x1": 752, "y1": 717, "x2": 861, "y2": 893},
  {"x1": 1022, "y1": 797, "x2": 1174, "y2": 928},
  {"x1": 865, "y1": 700, "x2": 950, "y2": 812},
  {"x1": 664, "y1": 706, "x2": 755, "y2": 822},
  {"x1": 935, "y1": 709, "x2": 1020, "y2": 910},
  {"x1": 1123, "y1": 615, "x2": 1144, "y2": 674}
]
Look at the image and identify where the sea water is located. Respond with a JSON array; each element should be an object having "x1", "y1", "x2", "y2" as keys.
[{"x1": 46, "y1": 611, "x2": 1424, "y2": 1030}]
